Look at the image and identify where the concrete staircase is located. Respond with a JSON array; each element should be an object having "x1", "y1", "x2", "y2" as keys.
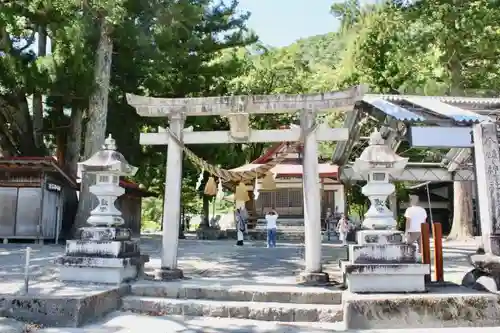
[
  {"x1": 221, "y1": 218, "x2": 307, "y2": 242},
  {"x1": 122, "y1": 281, "x2": 344, "y2": 322},
  {"x1": 255, "y1": 218, "x2": 305, "y2": 228},
  {"x1": 248, "y1": 218, "x2": 306, "y2": 242}
]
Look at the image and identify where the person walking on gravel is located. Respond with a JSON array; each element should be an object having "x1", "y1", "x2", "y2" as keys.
[{"x1": 235, "y1": 208, "x2": 246, "y2": 246}]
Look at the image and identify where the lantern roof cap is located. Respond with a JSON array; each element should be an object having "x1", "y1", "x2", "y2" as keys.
[
  {"x1": 77, "y1": 134, "x2": 138, "y2": 176},
  {"x1": 353, "y1": 129, "x2": 408, "y2": 176}
]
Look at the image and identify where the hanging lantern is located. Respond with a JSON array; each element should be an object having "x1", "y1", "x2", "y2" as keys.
[
  {"x1": 234, "y1": 182, "x2": 250, "y2": 202},
  {"x1": 216, "y1": 178, "x2": 224, "y2": 200},
  {"x1": 253, "y1": 177, "x2": 260, "y2": 200},
  {"x1": 195, "y1": 169, "x2": 204, "y2": 190},
  {"x1": 204, "y1": 176, "x2": 217, "y2": 196},
  {"x1": 261, "y1": 171, "x2": 277, "y2": 190}
]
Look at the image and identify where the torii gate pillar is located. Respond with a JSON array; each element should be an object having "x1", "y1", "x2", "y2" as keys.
[
  {"x1": 298, "y1": 109, "x2": 329, "y2": 284},
  {"x1": 156, "y1": 112, "x2": 185, "y2": 280}
]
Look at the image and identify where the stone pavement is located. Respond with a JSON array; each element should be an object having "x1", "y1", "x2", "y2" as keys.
[
  {"x1": 34, "y1": 312, "x2": 500, "y2": 333},
  {"x1": 0, "y1": 317, "x2": 25, "y2": 333}
]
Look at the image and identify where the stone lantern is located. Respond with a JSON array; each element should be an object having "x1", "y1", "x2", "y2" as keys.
[
  {"x1": 340, "y1": 129, "x2": 429, "y2": 293},
  {"x1": 57, "y1": 134, "x2": 149, "y2": 284},
  {"x1": 352, "y1": 129, "x2": 408, "y2": 231},
  {"x1": 79, "y1": 134, "x2": 138, "y2": 227}
]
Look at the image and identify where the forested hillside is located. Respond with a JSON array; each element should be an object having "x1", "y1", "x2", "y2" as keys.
[{"x1": 1, "y1": 0, "x2": 499, "y2": 238}]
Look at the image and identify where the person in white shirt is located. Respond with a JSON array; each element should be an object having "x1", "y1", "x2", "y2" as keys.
[
  {"x1": 265, "y1": 209, "x2": 278, "y2": 248},
  {"x1": 404, "y1": 195, "x2": 427, "y2": 251}
]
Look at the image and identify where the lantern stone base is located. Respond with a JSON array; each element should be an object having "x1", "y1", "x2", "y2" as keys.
[
  {"x1": 341, "y1": 230, "x2": 429, "y2": 293},
  {"x1": 58, "y1": 256, "x2": 148, "y2": 284},
  {"x1": 462, "y1": 251, "x2": 500, "y2": 293},
  {"x1": 296, "y1": 271, "x2": 330, "y2": 285},
  {"x1": 154, "y1": 268, "x2": 184, "y2": 281},
  {"x1": 57, "y1": 227, "x2": 149, "y2": 284},
  {"x1": 341, "y1": 262, "x2": 429, "y2": 293},
  {"x1": 356, "y1": 229, "x2": 404, "y2": 245}
]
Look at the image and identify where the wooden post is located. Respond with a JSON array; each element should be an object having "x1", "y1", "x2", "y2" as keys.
[
  {"x1": 432, "y1": 222, "x2": 444, "y2": 282},
  {"x1": 420, "y1": 222, "x2": 431, "y2": 283}
]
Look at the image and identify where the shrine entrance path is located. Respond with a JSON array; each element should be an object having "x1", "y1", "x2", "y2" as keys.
[
  {"x1": 0, "y1": 236, "x2": 481, "y2": 294},
  {"x1": 141, "y1": 235, "x2": 346, "y2": 283}
]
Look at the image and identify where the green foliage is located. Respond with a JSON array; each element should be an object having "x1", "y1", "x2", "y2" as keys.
[{"x1": 141, "y1": 197, "x2": 163, "y2": 231}]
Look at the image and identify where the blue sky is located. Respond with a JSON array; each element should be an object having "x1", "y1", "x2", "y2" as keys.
[
  {"x1": 237, "y1": 0, "x2": 378, "y2": 47},
  {"x1": 237, "y1": 0, "x2": 339, "y2": 47}
]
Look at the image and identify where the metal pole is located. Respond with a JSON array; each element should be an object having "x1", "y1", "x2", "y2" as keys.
[
  {"x1": 38, "y1": 176, "x2": 47, "y2": 244},
  {"x1": 24, "y1": 247, "x2": 31, "y2": 295},
  {"x1": 212, "y1": 197, "x2": 216, "y2": 223},
  {"x1": 425, "y1": 183, "x2": 434, "y2": 227}
]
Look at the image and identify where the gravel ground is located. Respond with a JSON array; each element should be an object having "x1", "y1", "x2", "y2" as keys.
[{"x1": 0, "y1": 236, "x2": 480, "y2": 294}]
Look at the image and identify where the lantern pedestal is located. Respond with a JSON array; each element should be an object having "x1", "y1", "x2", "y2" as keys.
[
  {"x1": 57, "y1": 226, "x2": 149, "y2": 284},
  {"x1": 341, "y1": 231, "x2": 428, "y2": 292}
]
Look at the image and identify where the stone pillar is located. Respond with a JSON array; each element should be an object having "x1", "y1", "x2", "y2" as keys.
[
  {"x1": 473, "y1": 121, "x2": 500, "y2": 255},
  {"x1": 298, "y1": 109, "x2": 328, "y2": 284},
  {"x1": 463, "y1": 121, "x2": 500, "y2": 292},
  {"x1": 157, "y1": 112, "x2": 185, "y2": 280}
]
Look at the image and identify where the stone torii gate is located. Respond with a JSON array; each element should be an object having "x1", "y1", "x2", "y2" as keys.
[{"x1": 126, "y1": 85, "x2": 367, "y2": 282}]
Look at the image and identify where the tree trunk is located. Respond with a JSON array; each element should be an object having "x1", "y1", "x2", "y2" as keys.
[
  {"x1": 202, "y1": 195, "x2": 210, "y2": 227},
  {"x1": 73, "y1": 17, "x2": 114, "y2": 234},
  {"x1": 448, "y1": 181, "x2": 474, "y2": 240},
  {"x1": 64, "y1": 105, "x2": 83, "y2": 177},
  {"x1": 59, "y1": 105, "x2": 82, "y2": 239},
  {"x1": 245, "y1": 191, "x2": 257, "y2": 229},
  {"x1": 447, "y1": 56, "x2": 474, "y2": 240},
  {"x1": 32, "y1": 25, "x2": 47, "y2": 150}
]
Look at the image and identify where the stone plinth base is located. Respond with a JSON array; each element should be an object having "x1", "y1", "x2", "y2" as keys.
[
  {"x1": 65, "y1": 239, "x2": 139, "y2": 257},
  {"x1": 296, "y1": 271, "x2": 329, "y2": 285},
  {"x1": 356, "y1": 229, "x2": 404, "y2": 245},
  {"x1": 349, "y1": 243, "x2": 417, "y2": 264},
  {"x1": 343, "y1": 285, "x2": 500, "y2": 329},
  {"x1": 342, "y1": 237, "x2": 429, "y2": 293},
  {"x1": 57, "y1": 255, "x2": 149, "y2": 284},
  {"x1": 0, "y1": 285, "x2": 127, "y2": 327},
  {"x1": 196, "y1": 226, "x2": 224, "y2": 240},
  {"x1": 57, "y1": 227, "x2": 148, "y2": 284},
  {"x1": 154, "y1": 268, "x2": 184, "y2": 281},
  {"x1": 469, "y1": 252, "x2": 500, "y2": 275},
  {"x1": 342, "y1": 262, "x2": 429, "y2": 293},
  {"x1": 462, "y1": 252, "x2": 500, "y2": 292}
]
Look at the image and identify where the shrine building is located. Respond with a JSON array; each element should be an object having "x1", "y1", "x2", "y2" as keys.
[{"x1": 230, "y1": 142, "x2": 345, "y2": 220}]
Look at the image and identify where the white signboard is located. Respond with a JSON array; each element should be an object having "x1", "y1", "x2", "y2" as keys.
[{"x1": 408, "y1": 126, "x2": 473, "y2": 148}]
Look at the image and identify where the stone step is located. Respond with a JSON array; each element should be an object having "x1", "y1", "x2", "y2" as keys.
[
  {"x1": 254, "y1": 225, "x2": 305, "y2": 231},
  {"x1": 130, "y1": 282, "x2": 342, "y2": 304},
  {"x1": 226, "y1": 229, "x2": 305, "y2": 242},
  {"x1": 257, "y1": 218, "x2": 304, "y2": 227},
  {"x1": 121, "y1": 296, "x2": 343, "y2": 322}
]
